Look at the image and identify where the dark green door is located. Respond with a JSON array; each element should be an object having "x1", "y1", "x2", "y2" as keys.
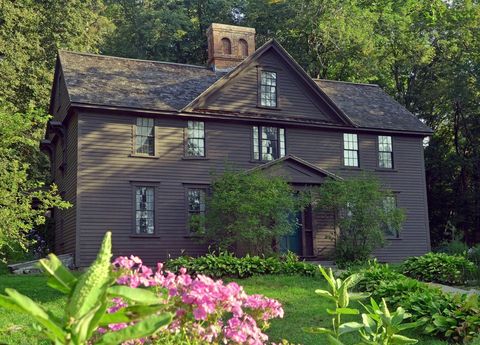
[{"x1": 280, "y1": 211, "x2": 303, "y2": 255}]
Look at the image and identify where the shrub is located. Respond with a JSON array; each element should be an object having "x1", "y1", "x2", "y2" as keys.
[
  {"x1": 435, "y1": 239, "x2": 469, "y2": 256},
  {"x1": 401, "y1": 252, "x2": 476, "y2": 285},
  {"x1": 342, "y1": 260, "x2": 404, "y2": 293},
  {"x1": 165, "y1": 252, "x2": 317, "y2": 278},
  {"x1": 468, "y1": 244, "x2": 480, "y2": 266}
]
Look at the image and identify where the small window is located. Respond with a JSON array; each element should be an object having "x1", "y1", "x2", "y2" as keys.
[
  {"x1": 187, "y1": 188, "x2": 206, "y2": 233},
  {"x1": 378, "y1": 135, "x2": 393, "y2": 168},
  {"x1": 260, "y1": 71, "x2": 277, "y2": 107},
  {"x1": 135, "y1": 118, "x2": 154, "y2": 156},
  {"x1": 135, "y1": 186, "x2": 155, "y2": 234},
  {"x1": 343, "y1": 133, "x2": 359, "y2": 167},
  {"x1": 253, "y1": 126, "x2": 285, "y2": 161},
  {"x1": 383, "y1": 195, "x2": 399, "y2": 238},
  {"x1": 186, "y1": 121, "x2": 205, "y2": 157},
  {"x1": 239, "y1": 39, "x2": 248, "y2": 57},
  {"x1": 221, "y1": 37, "x2": 231, "y2": 54}
]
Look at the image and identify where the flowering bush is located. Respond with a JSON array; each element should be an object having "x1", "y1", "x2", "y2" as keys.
[{"x1": 110, "y1": 255, "x2": 284, "y2": 345}]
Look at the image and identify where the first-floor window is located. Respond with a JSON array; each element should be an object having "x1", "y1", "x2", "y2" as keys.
[
  {"x1": 187, "y1": 188, "x2": 206, "y2": 233},
  {"x1": 343, "y1": 133, "x2": 359, "y2": 167},
  {"x1": 135, "y1": 186, "x2": 155, "y2": 234},
  {"x1": 383, "y1": 195, "x2": 399, "y2": 238},
  {"x1": 253, "y1": 126, "x2": 285, "y2": 161},
  {"x1": 186, "y1": 121, "x2": 205, "y2": 157}
]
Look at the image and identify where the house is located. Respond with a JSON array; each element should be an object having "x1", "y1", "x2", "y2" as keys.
[{"x1": 42, "y1": 23, "x2": 433, "y2": 267}]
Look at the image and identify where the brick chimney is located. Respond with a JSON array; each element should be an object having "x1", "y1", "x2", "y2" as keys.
[{"x1": 206, "y1": 23, "x2": 256, "y2": 72}]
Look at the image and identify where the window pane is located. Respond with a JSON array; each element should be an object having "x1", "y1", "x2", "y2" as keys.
[
  {"x1": 187, "y1": 188, "x2": 206, "y2": 233},
  {"x1": 253, "y1": 126, "x2": 259, "y2": 160},
  {"x1": 186, "y1": 121, "x2": 205, "y2": 157},
  {"x1": 260, "y1": 71, "x2": 277, "y2": 107},
  {"x1": 135, "y1": 186, "x2": 154, "y2": 234},
  {"x1": 135, "y1": 118, "x2": 155, "y2": 156},
  {"x1": 343, "y1": 133, "x2": 359, "y2": 167},
  {"x1": 279, "y1": 128, "x2": 285, "y2": 157}
]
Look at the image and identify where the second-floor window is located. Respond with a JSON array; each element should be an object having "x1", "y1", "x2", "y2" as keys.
[
  {"x1": 260, "y1": 71, "x2": 277, "y2": 107},
  {"x1": 343, "y1": 133, "x2": 359, "y2": 167},
  {"x1": 187, "y1": 188, "x2": 206, "y2": 234},
  {"x1": 135, "y1": 117, "x2": 154, "y2": 156},
  {"x1": 186, "y1": 121, "x2": 205, "y2": 157},
  {"x1": 378, "y1": 135, "x2": 393, "y2": 168},
  {"x1": 135, "y1": 186, "x2": 155, "y2": 234},
  {"x1": 253, "y1": 126, "x2": 285, "y2": 161}
]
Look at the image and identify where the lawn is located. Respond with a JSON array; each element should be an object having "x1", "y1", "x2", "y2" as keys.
[{"x1": 0, "y1": 274, "x2": 449, "y2": 345}]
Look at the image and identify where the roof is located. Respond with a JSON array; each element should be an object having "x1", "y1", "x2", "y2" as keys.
[
  {"x1": 56, "y1": 45, "x2": 432, "y2": 134},
  {"x1": 315, "y1": 80, "x2": 432, "y2": 133}
]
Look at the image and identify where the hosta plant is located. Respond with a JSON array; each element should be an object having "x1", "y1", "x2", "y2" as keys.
[
  {"x1": 358, "y1": 298, "x2": 423, "y2": 345},
  {"x1": 0, "y1": 232, "x2": 172, "y2": 345},
  {"x1": 303, "y1": 266, "x2": 368, "y2": 344}
]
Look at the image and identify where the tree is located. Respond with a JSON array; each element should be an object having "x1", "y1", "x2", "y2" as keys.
[
  {"x1": 0, "y1": 103, "x2": 70, "y2": 261},
  {"x1": 199, "y1": 169, "x2": 308, "y2": 255},
  {"x1": 315, "y1": 176, "x2": 405, "y2": 263}
]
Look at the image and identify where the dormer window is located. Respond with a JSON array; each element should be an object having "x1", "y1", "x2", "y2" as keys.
[
  {"x1": 221, "y1": 37, "x2": 231, "y2": 55},
  {"x1": 260, "y1": 71, "x2": 277, "y2": 107}
]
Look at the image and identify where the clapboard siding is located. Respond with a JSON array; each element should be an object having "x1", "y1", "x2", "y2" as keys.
[
  {"x1": 201, "y1": 50, "x2": 342, "y2": 124},
  {"x1": 75, "y1": 110, "x2": 430, "y2": 266}
]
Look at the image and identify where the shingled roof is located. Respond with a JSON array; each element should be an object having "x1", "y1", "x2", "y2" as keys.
[{"x1": 57, "y1": 50, "x2": 432, "y2": 134}]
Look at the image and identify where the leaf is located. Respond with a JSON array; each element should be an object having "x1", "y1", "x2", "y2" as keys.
[
  {"x1": 108, "y1": 286, "x2": 162, "y2": 305},
  {"x1": 390, "y1": 334, "x2": 418, "y2": 344},
  {"x1": 336, "y1": 307, "x2": 360, "y2": 315},
  {"x1": 303, "y1": 327, "x2": 333, "y2": 335},
  {"x1": 96, "y1": 313, "x2": 172, "y2": 345},
  {"x1": 98, "y1": 305, "x2": 163, "y2": 326},
  {"x1": 0, "y1": 294, "x2": 25, "y2": 313},
  {"x1": 362, "y1": 313, "x2": 376, "y2": 334},
  {"x1": 326, "y1": 334, "x2": 346, "y2": 345},
  {"x1": 72, "y1": 303, "x2": 102, "y2": 344},
  {"x1": 350, "y1": 292, "x2": 370, "y2": 301},
  {"x1": 338, "y1": 321, "x2": 363, "y2": 335},
  {"x1": 38, "y1": 254, "x2": 77, "y2": 294}
]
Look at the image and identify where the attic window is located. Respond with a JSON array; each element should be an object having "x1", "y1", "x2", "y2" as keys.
[
  {"x1": 239, "y1": 39, "x2": 248, "y2": 57},
  {"x1": 221, "y1": 38, "x2": 231, "y2": 55},
  {"x1": 259, "y1": 71, "x2": 277, "y2": 108}
]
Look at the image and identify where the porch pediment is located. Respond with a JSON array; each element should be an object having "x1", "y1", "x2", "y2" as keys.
[{"x1": 248, "y1": 155, "x2": 340, "y2": 185}]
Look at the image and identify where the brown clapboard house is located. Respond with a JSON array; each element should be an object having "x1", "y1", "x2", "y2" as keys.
[{"x1": 42, "y1": 23, "x2": 433, "y2": 267}]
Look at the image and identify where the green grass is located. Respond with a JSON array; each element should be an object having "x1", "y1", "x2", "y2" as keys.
[{"x1": 0, "y1": 274, "x2": 450, "y2": 345}]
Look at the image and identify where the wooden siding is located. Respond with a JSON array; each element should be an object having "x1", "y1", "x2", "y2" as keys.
[
  {"x1": 198, "y1": 50, "x2": 343, "y2": 125},
  {"x1": 75, "y1": 111, "x2": 430, "y2": 266}
]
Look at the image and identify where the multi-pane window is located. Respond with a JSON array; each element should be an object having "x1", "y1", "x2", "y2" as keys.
[
  {"x1": 383, "y1": 195, "x2": 399, "y2": 238},
  {"x1": 253, "y1": 126, "x2": 285, "y2": 161},
  {"x1": 186, "y1": 121, "x2": 205, "y2": 157},
  {"x1": 260, "y1": 71, "x2": 277, "y2": 107},
  {"x1": 343, "y1": 133, "x2": 359, "y2": 167},
  {"x1": 135, "y1": 118, "x2": 154, "y2": 156},
  {"x1": 135, "y1": 186, "x2": 155, "y2": 234},
  {"x1": 378, "y1": 135, "x2": 393, "y2": 168},
  {"x1": 187, "y1": 188, "x2": 206, "y2": 233}
]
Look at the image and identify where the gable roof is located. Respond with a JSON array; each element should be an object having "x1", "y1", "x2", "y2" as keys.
[
  {"x1": 55, "y1": 44, "x2": 432, "y2": 134},
  {"x1": 315, "y1": 80, "x2": 432, "y2": 133}
]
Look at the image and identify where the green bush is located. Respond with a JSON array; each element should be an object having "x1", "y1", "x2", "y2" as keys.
[
  {"x1": 468, "y1": 244, "x2": 480, "y2": 266},
  {"x1": 342, "y1": 260, "x2": 404, "y2": 293},
  {"x1": 401, "y1": 252, "x2": 475, "y2": 285},
  {"x1": 165, "y1": 252, "x2": 317, "y2": 278},
  {"x1": 435, "y1": 239, "x2": 469, "y2": 256}
]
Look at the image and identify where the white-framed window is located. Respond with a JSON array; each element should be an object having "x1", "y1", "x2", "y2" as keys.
[
  {"x1": 260, "y1": 71, "x2": 277, "y2": 107},
  {"x1": 135, "y1": 186, "x2": 155, "y2": 234},
  {"x1": 253, "y1": 126, "x2": 285, "y2": 161},
  {"x1": 135, "y1": 117, "x2": 154, "y2": 156},
  {"x1": 186, "y1": 121, "x2": 205, "y2": 157},
  {"x1": 343, "y1": 133, "x2": 359, "y2": 167},
  {"x1": 378, "y1": 135, "x2": 393, "y2": 168}
]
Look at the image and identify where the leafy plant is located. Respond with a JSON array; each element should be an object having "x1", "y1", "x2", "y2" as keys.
[
  {"x1": 304, "y1": 266, "x2": 368, "y2": 344},
  {"x1": 0, "y1": 232, "x2": 173, "y2": 344},
  {"x1": 342, "y1": 260, "x2": 404, "y2": 293},
  {"x1": 401, "y1": 252, "x2": 475, "y2": 285},
  {"x1": 435, "y1": 239, "x2": 469, "y2": 256},
  {"x1": 358, "y1": 298, "x2": 422, "y2": 345}
]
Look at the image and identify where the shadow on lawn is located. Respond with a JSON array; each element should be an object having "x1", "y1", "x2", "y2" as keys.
[{"x1": 0, "y1": 274, "x2": 64, "y2": 304}]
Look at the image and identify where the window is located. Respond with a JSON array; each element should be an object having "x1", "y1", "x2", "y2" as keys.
[
  {"x1": 239, "y1": 39, "x2": 248, "y2": 57},
  {"x1": 135, "y1": 117, "x2": 154, "y2": 156},
  {"x1": 383, "y1": 195, "x2": 399, "y2": 238},
  {"x1": 378, "y1": 135, "x2": 393, "y2": 168},
  {"x1": 221, "y1": 37, "x2": 231, "y2": 54},
  {"x1": 135, "y1": 186, "x2": 155, "y2": 234},
  {"x1": 186, "y1": 121, "x2": 205, "y2": 157},
  {"x1": 343, "y1": 133, "x2": 359, "y2": 167},
  {"x1": 187, "y1": 188, "x2": 206, "y2": 233},
  {"x1": 253, "y1": 126, "x2": 285, "y2": 161},
  {"x1": 260, "y1": 71, "x2": 277, "y2": 107}
]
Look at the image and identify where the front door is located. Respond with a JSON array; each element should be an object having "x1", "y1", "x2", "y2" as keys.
[{"x1": 280, "y1": 211, "x2": 303, "y2": 255}]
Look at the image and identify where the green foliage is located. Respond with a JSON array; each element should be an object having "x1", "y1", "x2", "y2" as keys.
[
  {"x1": 315, "y1": 176, "x2": 405, "y2": 263},
  {"x1": 0, "y1": 232, "x2": 173, "y2": 344},
  {"x1": 468, "y1": 245, "x2": 480, "y2": 266},
  {"x1": 342, "y1": 260, "x2": 404, "y2": 293},
  {"x1": 165, "y1": 251, "x2": 317, "y2": 278},
  {"x1": 200, "y1": 169, "x2": 309, "y2": 255},
  {"x1": 435, "y1": 240, "x2": 469, "y2": 256},
  {"x1": 0, "y1": 104, "x2": 71, "y2": 260},
  {"x1": 401, "y1": 252, "x2": 476, "y2": 285}
]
